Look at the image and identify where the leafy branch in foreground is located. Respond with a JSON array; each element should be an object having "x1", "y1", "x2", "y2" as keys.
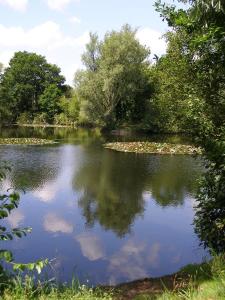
[{"x1": 0, "y1": 163, "x2": 48, "y2": 289}]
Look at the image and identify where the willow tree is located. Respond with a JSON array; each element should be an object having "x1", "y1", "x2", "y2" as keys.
[{"x1": 75, "y1": 25, "x2": 153, "y2": 128}]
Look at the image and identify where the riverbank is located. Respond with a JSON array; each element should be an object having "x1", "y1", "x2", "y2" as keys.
[
  {"x1": 1, "y1": 255, "x2": 224, "y2": 300},
  {"x1": 1, "y1": 123, "x2": 184, "y2": 134},
  {"x1": 7, "y1": 123, "x2": 76, "y2": 128}
]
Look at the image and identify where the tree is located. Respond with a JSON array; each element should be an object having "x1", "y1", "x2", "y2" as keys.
[
  {"x1": 55, "y1": 93, "x2": 80, "y2": 125},
  {"x1": 0, "y1": 62, "x2": 10, "y2": 123},
  {"x1": 148, "y1": 30, "x2": 194, "y2": 132},
  {"x1": 0, "y1": 51, "x2": 65, "y2": 122},
  {"x1": 81, "y1": 32, "x2": 100, "y2": 72},
  {"x1": 39, "y1": 84, "x2": 62, "y2": 121},
  {"x1": 75, "y1": 25, "x2": 152, "y2": 128},
  {"x1": 0, "y1": 62, "x2": 3, "y2": 76},
  {"x1": 155, "y1": 0, "x2": 225, "y2": 252}
]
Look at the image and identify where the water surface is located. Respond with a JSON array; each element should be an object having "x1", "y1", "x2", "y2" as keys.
[{"x1": 0, "y1": 127, "x2": 208, "y2": 285}]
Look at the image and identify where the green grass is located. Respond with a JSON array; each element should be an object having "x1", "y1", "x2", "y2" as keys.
[
  {"x1": 134, "y1": 255, "x2": 225, "y2": 300},
  {"x1": 1, "y1": 255, "x2": 224, "y2": 300},
  {"x1": 1, "y1": 277, "x2": 113, "y2": 300}
]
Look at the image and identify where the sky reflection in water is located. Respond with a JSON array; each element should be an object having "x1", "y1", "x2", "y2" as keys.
[{"x1": 0, "y1": 128, "x2": 209, "y2": 285}]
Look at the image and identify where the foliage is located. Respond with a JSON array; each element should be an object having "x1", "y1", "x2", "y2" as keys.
[
  {"x1": 75, "y1": 25, "x2": 152, "y2": 129},
  {"x1": 148, "y1": 31, "x2": 194, "y2": 132},
  {"x1": 32, "y1": 113, "x2": 48, "y2": 125},
  {"x1": 39, "y1": 84, "x2": 62, "y2": 122},
  {"x1": 0, "y1": 62, "x2": 3, "y2": 77},
  {"x1": 54, "y1": 113, "x2": 70, "y2": 126},
  {"x1": 81, "y1": 32, "x2": 100, "y2": 72},
  {"x1": 0, "y1": 60, "x2": 11, "y2": 123},
  {"x1": 2, "y1": 278, "x2": 113, "y2": 300},
  {"x1": 155, "y1": 0, "x2": 225, "y2": 134},
  {"x1": 0, "y1": 163, "x2": 48, "y2": 290},
  {"x1": 155, "y1": 0, "x2": 225, "y2": 253},
  {"x1": 56, "y1": 93, "x2": 80, "y2": 125},
  {"x1": 16, "y1": 112, "x2": 33, "y2": 125},
  {"x1": 194, "y1": 154, "x2": 225, "y2": 253},
  {"x1": 0, "y1": 51, "x2": 65, "y2": 122}
]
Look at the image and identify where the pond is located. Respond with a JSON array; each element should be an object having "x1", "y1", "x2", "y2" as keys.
[{"x1": 0, "y1": 127, "x2": 209, "y2": 286}]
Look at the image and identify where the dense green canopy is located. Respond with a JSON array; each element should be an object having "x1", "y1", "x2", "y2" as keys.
[
  {"x1": 75, "y1": 25, "x2": 153, "y2": 128},
  {"x1": 0, "y1": 51, "x2": 65, "y2": 122},
  {"x1": 155, "y1": 0, "x2": 225, "y2": 253}
]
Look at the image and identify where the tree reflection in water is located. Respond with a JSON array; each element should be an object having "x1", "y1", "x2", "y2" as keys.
[{"x1": 74, "y1": 146, "x2": 203, "y2": 236}]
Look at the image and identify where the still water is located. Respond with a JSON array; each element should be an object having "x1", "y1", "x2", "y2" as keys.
[{"x1": 0, "y1": 127, "x2": 209, "y2": 285}]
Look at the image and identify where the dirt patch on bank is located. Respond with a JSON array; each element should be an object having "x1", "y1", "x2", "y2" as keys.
[{"x1": 102, "y1": 273, "x2": 190, "y2": 300}]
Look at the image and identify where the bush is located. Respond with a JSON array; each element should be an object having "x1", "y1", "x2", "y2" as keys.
[
  {"x1": 32, "y1": 113, "x2": 49, "y2": 125},
  {"x1": 54, "y1": 113, "x2": 70, "y2": 126},
  {"x1": 58, "y1": 94, "x2": 80, "y2": 125},
  {"x1": 16, "y1": 112, "x2": 33, "y2": 125}
]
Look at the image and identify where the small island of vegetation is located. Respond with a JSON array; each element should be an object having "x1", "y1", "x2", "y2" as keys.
[
  {"x1": 104, "y1": 142, "x2": 202, "y2": 155},
  {"x1": 0, "y1": 138, "x2": 55, "y2": 145}
]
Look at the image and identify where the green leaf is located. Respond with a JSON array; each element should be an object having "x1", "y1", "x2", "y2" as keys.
[{"x1": 0, "y1": 250, "x2": 13, "y2": 262}]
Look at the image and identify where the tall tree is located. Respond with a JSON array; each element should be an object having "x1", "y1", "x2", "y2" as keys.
[
  {"x1": 75, "y1": 25, "x2": 152, "y2": 128},
  {"x1": 0, "y1": 51, "x2": 65, "y2": 121},
  {"x1": 155, "y1": 0, "x2": 225, "y2": 252},
  {"x1": 149, "y1": 30, "x2": 194, "y2": 132},
  {"x1": 81, "y1": 33, "x2": 100, "y2": 72},
  {"x1": 0, "y1": 62, "x2": 3, "y2": 76}
]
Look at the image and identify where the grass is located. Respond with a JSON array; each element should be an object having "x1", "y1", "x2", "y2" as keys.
[
  {"x1": 0, "y1": 138, "x2": 56, "y2": 145},
  {"x1": 104, "y1": 142, "x2": 202, "y2": 155},
  {"x1": 133, "y1": 255, "x2": 225, "y2": 300},
  {"x1": 1, "y1": 277, "x2": 113, "y2": 300},
  {"x1": 1, "y1": 255, "x2": 224, "y2": 300}
]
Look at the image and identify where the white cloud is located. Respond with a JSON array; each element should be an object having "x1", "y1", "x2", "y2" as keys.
[
  {"x1": 0, "y1": 23, "x2": 166, "y2": 85},
  {"x1": 75, "y1": 233, "x2": 105, "y2": 261},
  {"x1": 33, "y1": 185, "x2": 56, "y2": 203},
  {"x1": 0, "y1": 21, "x2": 89, "y2": 84},
  {"x1": 136, "y1": 27, "x2": 167, "y2": 58},
  {"x1": 46, "y1": 0, "x2": 79, "y2": 11},
  {"x1": 0, "y1": 22, "x2": 65, "y2": 48},
  {"x1": 43, "y1": 213, "x2": 73, "y2": 233},
  {"x1": 0, "y1": 0, "x2": 28, "y2": 12},
  {"x1": 69, "y1": 16, "x2": 81, "y2": 24},
  {"x1": 148, "y1": 243, "x2": 160, "y2": 267},
  {"x1": 108, "y1": 240, "x2": 148, "y2": 284},
  {"x1": 0, "y1": 51, "x2": 13, "y2": 69},
  {"x1": 7, "y1": 210, "x2": 24, "y2": 228}
]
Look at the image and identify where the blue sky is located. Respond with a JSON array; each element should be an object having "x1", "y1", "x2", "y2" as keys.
[{"x1": 0, "y1": 0, "x2": 172, "y2": 83}]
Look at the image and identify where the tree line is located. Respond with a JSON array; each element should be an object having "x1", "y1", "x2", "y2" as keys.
[{"x1": 0, "y1": 0, "x2": 224, "y2": 252}]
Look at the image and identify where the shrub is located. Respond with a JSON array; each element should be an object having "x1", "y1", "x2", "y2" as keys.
[
  {"x1": 32, "y1": 113, "x2": 49, "y2": 125},
  {"x1": 54, "y1": 113, "x2": 70, "y2": 126},
  {"x1": 16, "y1": 112, "x2": 33, "y2": 125}
]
